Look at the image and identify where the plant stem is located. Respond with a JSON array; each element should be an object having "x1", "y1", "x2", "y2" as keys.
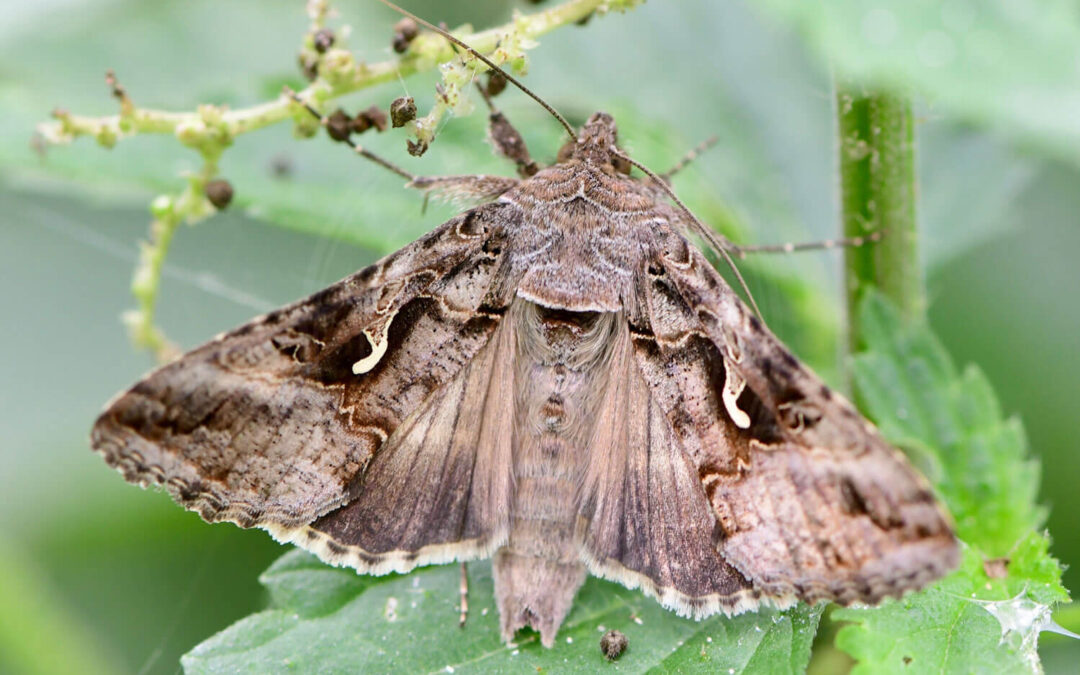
[
  {"x1": 35, "y1": 0, "x2": 612, "y2": 149},
  {"x1": 34, "y1": 0, "x2": 639, "y2": 360},
  {"x1": 836, "y1": 84, "x2": 921, "y2": 353}
]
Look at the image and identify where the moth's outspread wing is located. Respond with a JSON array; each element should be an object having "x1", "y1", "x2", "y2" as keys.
[
  {"x1": 92, "y1": 204, "x2": 515, "y2": 536},
  {"x1": 283, "y1": 308, "x2": 517, "y2": 573},
  {"x1": 629, "y1": 230, "x2": 958, "y2": 607},
  {"x1": 577, "y1": 321, "x2": 785, "y2": 617}
]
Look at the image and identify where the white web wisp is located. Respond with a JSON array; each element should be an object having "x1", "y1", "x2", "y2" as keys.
[{"x1": 969, "y1": 589, "x2": 1079, "y2": 672}]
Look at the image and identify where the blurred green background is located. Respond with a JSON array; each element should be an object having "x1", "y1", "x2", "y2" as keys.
[{"x1": 1, "y1": 0, "x2": 1077, "y2": 672}]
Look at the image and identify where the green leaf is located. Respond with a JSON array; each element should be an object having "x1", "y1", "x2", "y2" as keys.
[
  {"x1": 183, "y1": 551, "x2": 823, "y2": 674},
  {"x1": 835, "y1": 537, "x2": 1066, "y2": 675},
  {"x1": 851, "y1": 292, "x2": 1043, "y2": 552},
  {"x1": 749, "y1": 0, "x2": 1080, "y2": 167},
  {"x1": 834, "y1": 291, "x2": 1069, "y2": 673}
]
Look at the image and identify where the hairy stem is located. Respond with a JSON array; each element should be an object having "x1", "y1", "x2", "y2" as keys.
[{"x1": 836, "y1": 84, "x2": 921, "y2": 353}]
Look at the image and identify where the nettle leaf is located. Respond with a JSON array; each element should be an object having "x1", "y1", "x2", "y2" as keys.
[
  {"x1": 834, "y1": 292, "x2": 1069, "y2": 673},
  {"x1": 182, "y1": 551, "x2": 823, "y2": 674}
]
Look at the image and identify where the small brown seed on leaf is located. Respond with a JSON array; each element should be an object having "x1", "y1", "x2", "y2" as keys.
[
  {"x1": 983, "y1": 557, "x2": 1010, "y2": 579},
  {"x1": 390, "y1": 97, "x2": 417, "y2": 128},
  {"x1": 600, "y1": 630, "x2": 628, "y2": 661},
  {"x1": 313, "y1": 28, "x2": 335, "y2": 54},
  {"x1": 205, "y1": 179, "x2": 234, "y2": 209},
  {"x1": 326, "y1": 109, "x2": 353, "y2": 142}
]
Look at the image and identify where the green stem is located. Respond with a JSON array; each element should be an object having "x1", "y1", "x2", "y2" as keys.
[
  {"x1": 35, "y1": 0, "x2": 640, "y2": 359},
  {"x1": 125, "y1": 156, "x2": 220, "y2": 362},
  {"x1": 836, "y1": 84, "x2": 921, "y2": 353},
  {"x1": 35, "y1": 0, "x2": 613, "y2": 149}
]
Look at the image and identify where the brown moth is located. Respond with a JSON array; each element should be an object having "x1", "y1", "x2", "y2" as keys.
[{"x1": 91, "y1": 7, "x2": 959, "y2": 650}]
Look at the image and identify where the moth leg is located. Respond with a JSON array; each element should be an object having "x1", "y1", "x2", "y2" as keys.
[
  {"x1": 407, "y1": 174, "x2": 521, "y2": 204},
  {"x1": 731, "y1": 231, "x2": 885, "y2": 258},
  {"x1": 459, "y1": 562, "x2": 469, "y2": 628},
  {"x1": 284, "y1": 87, "x2": 520, "y2": 203},
  {"x1": 660, "y1": 135, "x2": 719, "y2": 181},
  {"x1": 475, "y1": 81, "x2": 540, "y2": 178}
]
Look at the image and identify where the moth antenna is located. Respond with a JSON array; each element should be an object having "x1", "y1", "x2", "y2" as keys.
[
  {"x1": 374, "y1": 0, "x2": 577, "y2": 141},
  {"x1": 283, "y1": 87, "x2": 416, "y2": 182},
  {"x1": 661, "y1": 135, "x2": 719, "y2": 181},
  {"x1": 614, "y1": 150, "x2": 765, "y2": 321},
  {"x1": 732, "y1": 231, "x2": 886, "y2": 257}
]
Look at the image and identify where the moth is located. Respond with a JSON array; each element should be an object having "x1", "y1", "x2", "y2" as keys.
[{"x1": 92, "y1": 3, "x2": 959, "y2": 649}]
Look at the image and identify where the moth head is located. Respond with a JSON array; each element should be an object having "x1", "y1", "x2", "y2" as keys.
[{"x1": 557, "y1": 112, "x2": 631, "y2": 175}]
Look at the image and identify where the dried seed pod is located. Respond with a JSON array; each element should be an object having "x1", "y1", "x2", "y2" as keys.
[
  {"x1": 312, "y1": 28, "x2": 335, "y2": 54},
  {"x1": 326, "y1": 109, "x2": 353, "y2": 142},
  {"x1": 394, "y1": 17, "x2": 419, "y2": 41},
  {"x1": 363, "y1": 105, "x2": 388, "y2": 133},
  {"x1": 600, "y1": 630, "x2": 628, "y2": 661},
  {"x1": 351, "y1": 113, "x2": 372, "y2": 134},
  {"x1": 392, "y1": 17, "x2": 419, "y2": 54},
  {"x1": 390, "y1": 96, "x2": 417, "y2": 128},
  {"x1": 407, "y1": 138, "x2": 428, "y2": 157},
  {"x1": 298, "y1": 53, "x2": 319, "y2": 82},
  {"x1": 205, "y1": 179, "x2": 234, "y2": 210},
  {"x1": 485, "y1": 70, "x2": 507, "y2": 98}
]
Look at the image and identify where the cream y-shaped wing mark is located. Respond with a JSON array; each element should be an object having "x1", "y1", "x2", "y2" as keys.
[
  {"x1": 634, "y1": 228, "x2": 958, "y2": 606},
  {"x1": 277, "y1": 305, "x2": 517, "y2": 574},
  {"x1": 577, "y1": 320, "x2": 791, "y2": 618},
  {"x1": 92, "y1": 202, "x2": 516, "y2": 532}
]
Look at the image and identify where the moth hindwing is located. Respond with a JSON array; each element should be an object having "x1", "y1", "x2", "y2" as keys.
[{"x1": 92, "y1": 112, "x2": 959, "y2": 648}]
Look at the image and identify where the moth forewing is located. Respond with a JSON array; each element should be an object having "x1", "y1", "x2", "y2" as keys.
[{"x1": 93, "y1": 110, "x2": 959, "y2": 648}]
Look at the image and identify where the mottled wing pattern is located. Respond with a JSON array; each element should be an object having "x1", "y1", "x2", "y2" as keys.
[
  {"x1": 577, "y1": 321, "x2": 772, "y2": 618},
  {"x1": 92, "y1": 203, "x2": 515, "y2": 534},
  {"x1": 630, "y1": 229, "x2": 958, "y2": 606},
  {"x1": 286, "y1": 307, "x2": 517, "y2": 573}
]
